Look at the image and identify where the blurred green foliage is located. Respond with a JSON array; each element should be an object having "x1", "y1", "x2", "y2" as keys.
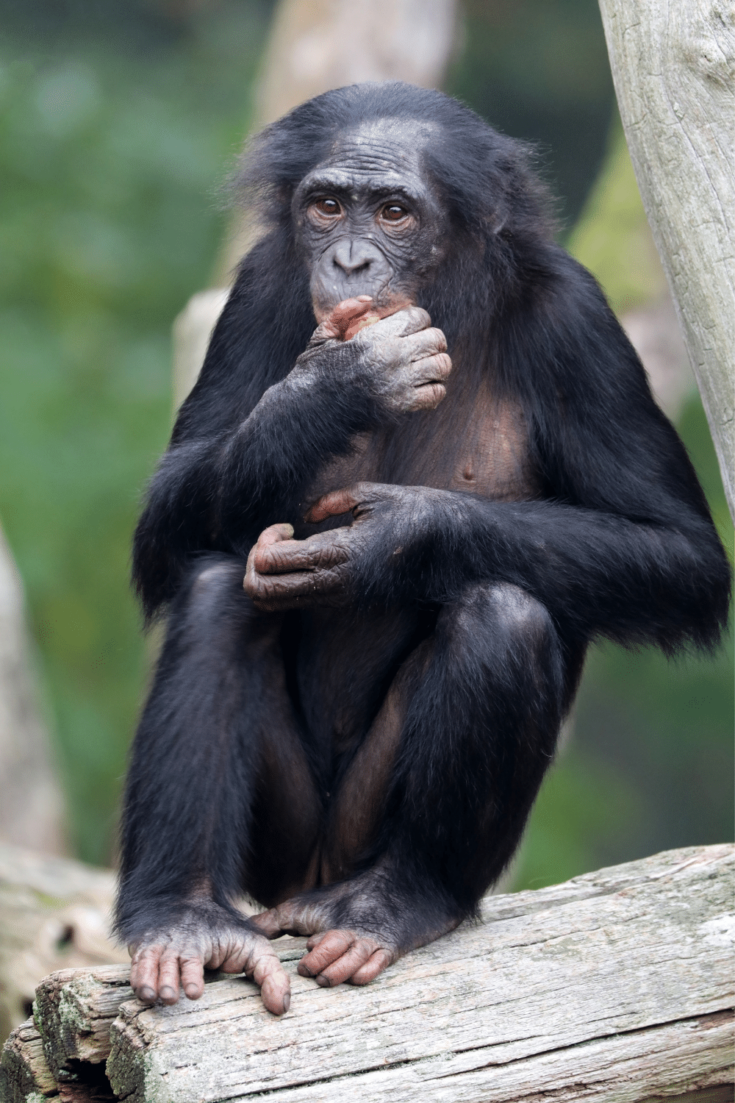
[
  {"x1": 0, "y1": 0, "x2": 731, "y2": 878},
  {"x1": 0, "y1": 3, "x2": 271, "y2": 861}
]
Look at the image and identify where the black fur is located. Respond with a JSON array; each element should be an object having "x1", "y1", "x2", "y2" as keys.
[{"x1": 118, "y1": 83, "x2": 730, "y2": 958}]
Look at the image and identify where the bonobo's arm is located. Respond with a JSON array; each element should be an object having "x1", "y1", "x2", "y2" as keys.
[
  {"x1": 133, "y1": 290, "x2": 450, "y2": 619},
  {"x1": 246, "y1": 254, "x2": 730, "y2": 653}
]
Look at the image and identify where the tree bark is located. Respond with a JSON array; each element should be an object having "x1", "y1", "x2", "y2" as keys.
[
  {"x1": 598, "y1": 0, "x2": 735, "y2": 521},
  {"x1": 0, "y1": 525, "x2": 67, "y2": 859},
  {"x1": 3, "y1": 845, "x2": 733, "y2": 1102}
]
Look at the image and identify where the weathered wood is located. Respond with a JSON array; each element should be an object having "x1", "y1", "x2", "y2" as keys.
[
  {"x1": 0, "y1": 845, "x2": 127, "y2": 1043},
  {"x1": 7, "y1": 845, "x2": 731, "y2": 1102},
  {"x1": 598, "y1": 0, "x2": 735, "y2": 520},
  {"x1": 0, "y1": 1018, "x2": 56, "y2": 1103},
  {"x1": 31, "y1": 966, "x2": 133, "y2": 1083}
]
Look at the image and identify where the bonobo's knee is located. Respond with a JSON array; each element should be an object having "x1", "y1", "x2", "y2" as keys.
[
  {"x1": 178, "y1": 556, "x2": 251, "y2": 626},
  {"x1": 441, "y1": 581, "x2": 554, "y2": 654}
]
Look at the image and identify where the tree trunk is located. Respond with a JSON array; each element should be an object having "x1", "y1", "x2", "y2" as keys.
[
  {"x1": 3, "y1": 845, "x2": 733, "y2": 1102},
  {"x1": 597, "y1": 0, "x2": 735, "y2": 521},
  {"x1": 0, "y1": 524, "x2": 67, "y2": 859}
]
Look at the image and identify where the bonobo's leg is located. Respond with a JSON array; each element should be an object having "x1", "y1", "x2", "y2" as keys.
[
  {"x1": 116, "y1": 554, "x2": 321, "y2": 1013},
  {"x1": 254, "y1": 582, "x2": 572, "y2": 987}
]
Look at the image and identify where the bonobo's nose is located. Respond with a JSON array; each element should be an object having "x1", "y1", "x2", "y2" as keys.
[{"x1": 332, "y1": 239, "x2": 375, "y2": 275}]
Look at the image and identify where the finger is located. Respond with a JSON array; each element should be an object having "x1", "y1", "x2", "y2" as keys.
[
  {"x1": 407, "y1": 383, "x2": 447, "y2": 411},
  {"x1": 315, "y1": 297, "x2": 374, "y2": 339},
  {"x1": 306, "y1": 488, "x2": 362, "y2": 523},
  {"x1": 254, "y1": 533, "x2": 349, "y2": 575},
  {"x1": 350, "y1": 948, "x2": 394, "y2": 986},
  {"x1": 315, "y1": 938, "x2": 377, "y2": 987},
  {"x1": 157, "y1": 951, "x2": 182, "y2": 1005},
  {"x1": 358, "y1": 305, "x2": 431, "y2": 339},
  {"x1": 343, "y1": 297, "x2": 413, "y2": 340},
  {"x1": 244, "y1": 524, "x2": 294, "y2": 596},
  {"x1": 409, "y1": 352, "x2": 452, "y2": 384},
  {"x1": 130, "y1": 945, "x2": 164, "y2": 1003},
  {"x1": 255, "y1": 523, "x2": 295, "y2": 550},
  {"x1": 297, "y1": 929, "x2": 354, "y2": 977},
  {"x1": 180, "y1": 954, "x2": 205, "y2": 1000},
  {"x1": 402, "y1": 327, "x2": 448, "y2": 360}
]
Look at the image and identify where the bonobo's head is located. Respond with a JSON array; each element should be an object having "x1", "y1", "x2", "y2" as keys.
[
  {"x1": 292, "y1": 119, "x2": 446, "y2": 321},
  {"x1": 236, "y1": 82, "x2": 552, "y2": 328}
]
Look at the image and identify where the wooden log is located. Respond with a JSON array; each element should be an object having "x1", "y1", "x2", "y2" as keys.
[
  {"x1": 5, "y1": 844, "x2": 731, "y2": 1102},
  {"x1": 0, "y1": 845, "x2": 128, "y2": 1043},
  {"x1": 0, "y1": 1018, "x2": 57, "y2": 1102}
]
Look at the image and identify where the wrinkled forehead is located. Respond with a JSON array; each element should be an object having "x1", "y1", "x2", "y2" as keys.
[{"x1": 296, "y1": 118, "x2": 438, "y2": 200}]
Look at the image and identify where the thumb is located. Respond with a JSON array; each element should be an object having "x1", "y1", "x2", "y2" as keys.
[{"x1": 306, "y1": 487, "x2": 362, "y2": 523}]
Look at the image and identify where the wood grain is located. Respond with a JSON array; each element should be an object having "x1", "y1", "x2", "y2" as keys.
[
  {"x1": 598, "y1": 0, "x2": 735, "y2": 520},
  {"x1": 4, "y1": 845, "x2": 732, "y2": 1102}
]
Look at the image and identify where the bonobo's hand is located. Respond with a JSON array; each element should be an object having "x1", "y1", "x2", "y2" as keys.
[
  {"x1": 291, "y1": 297, "x2": 452, "y2": 414},
  {"x1": 244, "y1": 483, "x2": 439, "y2": 611},
  {"x1": 128, "y1": 899, "x2": 291, "y2": 1015}
]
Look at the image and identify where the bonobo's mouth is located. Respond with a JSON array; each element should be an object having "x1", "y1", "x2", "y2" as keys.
[{"x1": 312, "y1": 289, "x2": 414, "y2": 328}]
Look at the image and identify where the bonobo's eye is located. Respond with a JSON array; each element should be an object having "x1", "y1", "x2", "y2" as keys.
[
  {"x1": 379, "y1": 202, "x2": 410, "y2": 224},
  {"x1": 311, "y1": 196, "x2": 342, "y2": 219}
]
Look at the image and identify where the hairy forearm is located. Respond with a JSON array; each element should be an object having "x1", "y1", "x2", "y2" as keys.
[
  {"x1": 355, "y1": 489, "x2": 729, "y2": 651},
  {"x1": 216, "y1": 370, "x2": 384, "y2": 540}
]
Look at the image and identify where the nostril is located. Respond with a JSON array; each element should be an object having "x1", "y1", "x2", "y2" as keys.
[{"x1": 333, "y1": 255, "x2": 371, "y2": 275}]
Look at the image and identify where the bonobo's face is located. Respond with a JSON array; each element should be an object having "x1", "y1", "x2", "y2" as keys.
[{"x1": 293, "y1": 119, "x2": 446, "y2": 321}]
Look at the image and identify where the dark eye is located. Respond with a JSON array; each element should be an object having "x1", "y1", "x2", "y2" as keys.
[
  {"x1": 313, "y1": 197, "x2": 341, "y2": 217},
  {"x1": 381, "y1": 203, "x2": 408, "y2": 222}
]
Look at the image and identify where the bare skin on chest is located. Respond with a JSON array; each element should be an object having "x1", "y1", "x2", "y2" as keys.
[{"x1": 292, "y1": 374, "x2": 540, "y2": 801}]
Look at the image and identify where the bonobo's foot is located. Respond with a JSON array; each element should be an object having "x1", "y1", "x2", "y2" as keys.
[
  {"x1": 127, "y1": 900, "x2": 291, "y2": 1015},
  {"x1": 251, "y1": 870, "x2": 462, "y2": 989}
]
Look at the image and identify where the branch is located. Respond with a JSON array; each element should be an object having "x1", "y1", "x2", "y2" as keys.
[{"x1": 3, "y1": 845, "x2": 733, "y2": 1102}]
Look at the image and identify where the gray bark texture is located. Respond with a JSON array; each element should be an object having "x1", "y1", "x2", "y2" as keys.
[
  {"x1": 598, "y1": 0, "x2": 735, "y2": 521},
  {"x1": 0, "y1": 526, "x2": 66, "y2": 860},
  {"x1": 2, "y1": 844, "x2": 733, "y2": 1103}
]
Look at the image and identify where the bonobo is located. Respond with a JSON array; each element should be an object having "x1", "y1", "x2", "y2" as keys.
[{"x1": 117, "y1": 83, "x2": 730, "y2": 1014}]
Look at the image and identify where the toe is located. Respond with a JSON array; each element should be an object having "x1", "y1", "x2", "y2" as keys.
[
  {"x1": 130, "y1": 945, "x2": 163, "y2": 1003},
  {"x1": 180, "y1": 954, "x2": 205, "y2": 1000},
  {"x1": 251, "y1": 947, "x2": 291, "y2": 1015},
  {"x1": 249, "y1": 907, "x2": 283, "y2": 939},
  {"x1": 157, "y1": 952, "x2": 182, "y2": 1005},
  {"x1": 316, "y1": 938, "x2": 376, "y2": 987},
  {"x1": 297, "y1": 929, "x2": 354, "y2": 978},
  {"x1": 350, "y1": 948, "x2": 394, "y2": 985}
]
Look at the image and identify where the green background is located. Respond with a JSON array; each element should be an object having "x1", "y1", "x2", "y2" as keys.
[{"x1": 0, "y1": 0, "x2": 731, "y2": 879}]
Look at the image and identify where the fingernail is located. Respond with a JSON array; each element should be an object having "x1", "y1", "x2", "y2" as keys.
[
  {"x1": 315, "y1": 974, "x2": 331, "y2": 987},
  {"x1": 159, "y1": 986, "x2": 176, "y2": 1000},
  {"x1": 184, "y1": 985, "x2": 200, "y2": 999},
  {"x1": 282, "y1": 992, "x2": 291, "y2": 1013},
  {"x1": 139, "y1": 986, "x2": 156, "y2": 1002}
]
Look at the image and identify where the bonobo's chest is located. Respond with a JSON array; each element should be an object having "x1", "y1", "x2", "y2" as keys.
[{"x1": 305, "y1": 377, "x2": 540, "y2": 505}]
